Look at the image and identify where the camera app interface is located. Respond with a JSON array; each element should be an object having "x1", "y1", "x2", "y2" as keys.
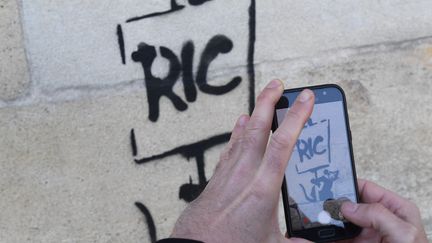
[{"x1": 276, "y1": 95, "x2": 357, "y2": 231}]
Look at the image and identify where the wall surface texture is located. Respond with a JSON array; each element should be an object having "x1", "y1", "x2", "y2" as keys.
[{"x1": 1, "y1": 0, "x2": 432, "y2": 242}]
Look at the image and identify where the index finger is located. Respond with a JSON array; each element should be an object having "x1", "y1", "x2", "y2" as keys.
[
  {"x1": 357, "y1": 179, "x2": 423, "y2": 228},
  {"x1": 239, "y1": 80, "x2": 284, "y2": 164},
  {"x1": 259, "y1": 89, "x2": 315, "y2": 191}
]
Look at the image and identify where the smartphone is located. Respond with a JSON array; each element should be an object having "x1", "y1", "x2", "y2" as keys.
[{"x1": 272, "y1": 84, "x2": 361, "y2": 242}]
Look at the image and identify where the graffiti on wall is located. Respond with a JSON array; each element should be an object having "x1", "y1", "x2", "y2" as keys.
[
  {"x1": 117, "y1": 1, "x2": 256, "y2": 241},
  {"x1": 130, "y1": 35, "x2": 242, "y2": 122}
]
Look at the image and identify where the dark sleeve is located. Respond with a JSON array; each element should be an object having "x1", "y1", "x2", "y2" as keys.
[{"x1": 156, "y1": 239, "x2": 204, "y2": 243}]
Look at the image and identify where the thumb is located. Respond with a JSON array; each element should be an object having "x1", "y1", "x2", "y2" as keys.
[{"x1": 341, "y1": 201, "x2": 413, "y2": 241}]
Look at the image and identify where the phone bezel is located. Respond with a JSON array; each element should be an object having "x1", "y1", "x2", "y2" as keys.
[{"x1": 272, "y1": 84, "x2": 361, "y2": 242}]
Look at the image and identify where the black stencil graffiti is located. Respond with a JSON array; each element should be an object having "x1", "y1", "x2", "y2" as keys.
[
  {"x1": 119, "y1": 1, "x2": 256, "y2": 242},
  {"x1": 131, "y1": 35, "x2": 242, "y2": 122},
  {"x1": 116, "y1": 25, "x2": 126, "y2": 65},
  {"x1": 133, "y1": 130, "x2": 231, "y2": 202},
  {"x1": 131, "y1": 131, "x2": 231, "y2": 242},
  {"x1": 126, "y1": 0, "x2": 212, "y2": 23},
  {"x1": 135, "y1": 202, "x2": 157, "y2": 243}
]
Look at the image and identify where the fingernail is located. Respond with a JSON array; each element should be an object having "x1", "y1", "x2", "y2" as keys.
[
  {"x1": 342, "y1": 201, "x2": 358, "y2": 213},
  {"x1": 267, "y1": 80, "x2": 282, "y2": 89},
  {"x1": 298, "y1": 89, "x2": 312, "y2": 102}
]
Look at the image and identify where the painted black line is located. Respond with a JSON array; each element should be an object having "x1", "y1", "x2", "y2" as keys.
[
  {"x1": 134, "y1": 133, "x2": 230, "y2": 164},
  {"x1": 188, "y1": 0, "x2": 212, "y2": 6},
  {"x1": 126, "y1": 0, "x2": 185, "y2": 23},
  {"x1": 135, "y1": 202, "x2": 157, "y2": 243},
  {"x1": 117, "y1": 24, "x2": 126, "y2": 65},
  {"x1": 196, "y1": 152, "x2": 206, "y2": 185},
  {"x1": 130, "y1": 129, "x2": 138, "y2": 157},
  {"x1": 247, "y1": 0, "x2": 256, "y2": 115}
]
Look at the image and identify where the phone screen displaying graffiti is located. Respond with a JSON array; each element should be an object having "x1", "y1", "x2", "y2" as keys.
[{"x1": 272, "y1": 84, "x2": 361, "y2": 242}]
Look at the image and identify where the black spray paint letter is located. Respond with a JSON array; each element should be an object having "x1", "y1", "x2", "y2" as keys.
[{"x1": 132, "y1": 35, "x2": 241, "y2": 122}]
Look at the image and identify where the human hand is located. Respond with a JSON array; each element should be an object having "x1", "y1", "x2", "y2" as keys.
[
  {"x1": 339, "y1": 179, "x2": 428, "y2": 243},
  {"x1": 170, "y1": 80, "x2": 315, "y2": 243}
]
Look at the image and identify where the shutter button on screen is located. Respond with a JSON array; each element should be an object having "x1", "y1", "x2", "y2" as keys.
[{"x1": 317, "y1": 210, "x2": 332, "y2": 224}]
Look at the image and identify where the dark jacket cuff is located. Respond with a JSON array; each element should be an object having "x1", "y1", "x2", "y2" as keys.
[{"x1": 156, "y1": 238, "x2": 204, "y2": 243}]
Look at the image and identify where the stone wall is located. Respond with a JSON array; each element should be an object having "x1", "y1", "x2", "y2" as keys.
[{"x1": 1, "y1": 0, "x2": 431, "y2": 242}]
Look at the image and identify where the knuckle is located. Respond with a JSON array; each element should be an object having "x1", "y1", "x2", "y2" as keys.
[
  {"x1": 270, "y1": 132, "x2": 294, "y2": 152},
  {"x1": 247, "y1": 116, "x2": 268, "y2": 132}
]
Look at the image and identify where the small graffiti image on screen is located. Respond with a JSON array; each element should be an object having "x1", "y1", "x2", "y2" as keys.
[
  {"x1": 293, "y1": 118, "x2": 339, "y2": 203},
  {"x1": 294, "y1": 118, "x2": 331, "y2": 174},
  {"x1": 277, "y1": 101, "x2": 357, "y2": 231}
]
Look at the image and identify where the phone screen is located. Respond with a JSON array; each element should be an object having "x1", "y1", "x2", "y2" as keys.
[{"x1": 275, "y1": 86, "x2": 358, "y2": 234}]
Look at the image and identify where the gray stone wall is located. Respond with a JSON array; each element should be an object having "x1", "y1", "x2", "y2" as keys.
[{"x1": 1, "y1": 0, "x2": 431, "y2": 242}]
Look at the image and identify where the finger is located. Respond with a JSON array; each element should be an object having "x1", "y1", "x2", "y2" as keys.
[
  {"x1": 341, "y1": 201, "x2": 417, "y2": 242},
  {"x1": 231, "y1": 115, "x2": 250, "y2": 141},
  {"x1": 285, "y1": 237, "x2": 313, "y2": 243},
  {"x1": 357, "y1": 179, "x2": 423, "y2": 228},
  {"x1": 216, "y1": 115, "x2": 250, "y2": 171},
  {"x1": 220, "y1": 115, "x2": 250, "y2": 161},
  {"x1": 239, "y1": 80, "x2": 284, "y2": 164},
  {"x1": 349, "y1": 228, "x2": 382, "y2": 243},
  {"x1": 259, "y1": 89, "x2": 314, "y2": 190}
]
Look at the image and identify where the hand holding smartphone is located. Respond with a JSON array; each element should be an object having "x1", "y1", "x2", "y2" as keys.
[
  {"x1": 167, "y1": 81, "x2": 427, "y2": 243},
  {"x1": 272, "y1": 84, "x2": 361, "y2": 242}
]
